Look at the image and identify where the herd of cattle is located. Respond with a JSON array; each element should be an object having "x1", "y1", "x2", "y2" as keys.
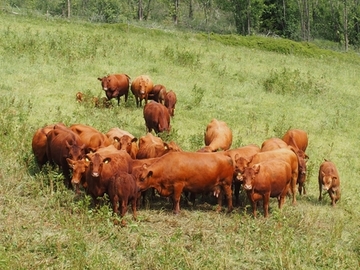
[
  {"x1": 31, "y1": 119, "x2": 341, "y2": 223},
  {"x1": 31, "y1": 73, "x2": 341, "y2": 223}
]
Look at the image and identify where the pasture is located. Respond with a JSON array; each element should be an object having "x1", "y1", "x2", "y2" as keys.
[{"x1": 0, "y1": 12, "x2": 360, "y2": 269}]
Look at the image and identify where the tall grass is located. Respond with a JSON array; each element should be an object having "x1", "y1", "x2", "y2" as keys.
[{"x1": 0, "y1": 12, "x2": 360, "y2": 269}]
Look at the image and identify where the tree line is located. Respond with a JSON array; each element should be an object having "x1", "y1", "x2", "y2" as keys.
[{"x1": 4, "y1": 0, "x2": 360, "y2": 50}]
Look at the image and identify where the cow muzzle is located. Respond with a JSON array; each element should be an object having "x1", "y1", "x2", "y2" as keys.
[
  {"x1": 243, "y1": 184, "x2": 252, "y2": 190},
  {"x1": 92, "y1": 172, "x2": 100, "y2": 177}
]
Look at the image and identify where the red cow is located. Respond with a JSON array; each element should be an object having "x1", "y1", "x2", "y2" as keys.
[
  {"x1": 225, "y1": 144, "x2": 261, "y2": 205},
  {"x1": 198, "y1": 119, "x2": 232, "y2": 152},
  {"x1": 143, "y1": 101, "x2": 171, "y2": 134},
  {"x1": 70, "y1": 124, "x2": 112, "y2": 153},
  {"x1": 108, "y1": 172, "x2": 139, "y2": 225},
  {"x1": 84, "y1": 145, "x2": 133, "y2": 204},
  {"x1": 242, "y1": 160, "x2": 292, "y2": 217},
  {"x1": 105, "y1": 127, "x2": 138, "y2": 158},
  {"x1": 46, "y1": 125, "x2": 85, "y2": 189},
  {"x1": 67, "y1": 158, "x2": 87, "y2": 194},
  {"x1": 97, "y1": 74, "x2": 131, "y2": 105},
  {"x1": 318, "y1": 160, "x2": 341, "y2": 206},
  {"x1": 235, "y1": 148, "x2": 299, "y2": 205},
  {"x1": 131, "y1": 75, "x2": 154, "y2": 107},
  {"x1": 149, "y1": 84, "x2": 167, "y2": 104},
  {"x1": 164, "y1": 90, "x2": 177, "y2": 117},
  {"x1": 137, "y1": 151, "x2": 234, "y2": 214},
  {"x1": 31, "y1": 123, "x2": 66, "y2": 169},
  {"x1": 260, "y1": 137, "x2": 288, "y2": 152},
  {"x1": 282, "y1": 129, "x2": 309, "y2": 195},
  {"x1": 136, "y1": 133, "x2": 180, "y2": 159}
]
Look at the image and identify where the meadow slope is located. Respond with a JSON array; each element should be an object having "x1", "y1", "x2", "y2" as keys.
[{"x1": 0, "y1": 13, "x2": 359, "y2": 269}]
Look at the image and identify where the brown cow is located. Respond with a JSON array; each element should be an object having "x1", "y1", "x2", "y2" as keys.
[
  {"x1": 149, "y1": 84, "x2": 167, "y2": 104},
  {"x1": 131, "y1": 75, "x2": 154, "y2": 107},
  {"x1": 143, "y1": 101, "x2": 171, "y2": 134},
  {"x1": 46, "y1": 125, "x2": 85, "y2": 189},
  {"x1": 242, "y1": 160, "x2": 292, "y2": 217},
  {"x1": 105, "y1": 128, "x2": 138, "y2": 158},
  {"x1": 70, "y1": 124, "x2": 112, "y2": 153},
  {"x1": 198, "y1": 119, "x2": 232, "y2": 152},
  {"x1": 164, "y1": 90, "x2": 177, "y2": 117},
  {"x1": 136, "y1": 133, "x2": 179, "y2": 159},
  {"x1": 137, "y1": 151, "x2": 234, "y2": 214},
  {"x1": 318, "y1": 160, "x2": 341, "y2": 206},
  {"x1": 235, "y1": 148, "x2": 299, "y2": 205},
  {"x1": 260, "y1": 137, "x2": 288, "y2": 152},
  {"x1": 282, "y1": 129, "x2": 309, "y2": 195},
  {"x1": 98, "y1": 74, "x2": 131, "y2": 105},
  {"x1": 84, "y1": 145, "x2": 133, "y2": 203},
  {"x1": 226, "y1": 144, "x2": 261, "y2": 206},
  {"x1": 32, "y1": 123, "x2": 66, "y2": 169},
  {"x1": 67, "y1": 158, "x2": 87, "y2": 194},
  {"x1": 108, "y1": 172, "x2": 139, "y2": 225}
]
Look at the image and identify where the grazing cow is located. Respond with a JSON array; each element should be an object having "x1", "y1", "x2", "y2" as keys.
[
  {"x1": 242, "y1": 160, "x2": 292, "y2": 217},
  {"x1": 149, "y1": 84, "x2": 167, "y2": 104},
  {"x1": 235, "y1": 148, "x2": 299, "y2": 205},
  {"x1": 70, "y1": 124, "x2": 112, "y2": 153},
  {"x1": 131, "y1": 75, "x2": 154, "y2": 107},
  {"x1": 98, "y1": 74, "x2": 131, "y2": 105},
  {"x1": 143, "y1": 101, "x2": 171, "y2": 134},
  {"x1": 260, "y1": 137, "x2": 288, "y2": 152},
  {"x1": 198, "y1": 119, "x2": 232, "y2": 152},
  {"x1": 84, "y1": 145, "x2": 133, "y2": 203},
  {"x1": 67, "y1": 158, "x2": 87, "y2": 194},
  {"x1": 76, "y1": 92, "x2": 84, "y2": 103},
  {"x1": 32, "y1": 123, "x2": 66, "y2": 169},
  {"x1": 164, "y1": 90, "x2": 177, "y2": 117},
  {"x1": 318, "y1": 160, "x2": 341, "y2": 206},
  {"x1": 108, "y1": 172, "x2": 139, "y2": 225},
  {"x1": 282, "y1": 129, "x2": 309, "y2": 195},
  {"x1": 137, "y1": 151, "x2": 234, "y2": 214},
  {"x1": 226, "y1": 144, "x2": 261, "y2": 205},
  {"x1": 46, "y1": 126, "x2": 85, "y2": 189},
  {"x1": 105, "y1": 128, "x2": 138, "y2": 158},
  {"x1": 136, "y1": 133, "x2": 177, "y2": 159}
]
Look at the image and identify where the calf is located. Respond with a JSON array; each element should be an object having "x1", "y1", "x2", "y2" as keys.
[
  {"x1": 164, "y1": 90, "x2": 177, "y2": 117},
  {"x1": 242, "y1": 160, "x2": 292, "y2": 217},
  {"x1": 149, "y1": 84, "x2": 167, "y2": 104},
  {"x1": 108, "y1": 172, "x2": 139, "y2": 225},
  {"x1": 318, "y1": 160, "x2": 341, "y2": 206}
]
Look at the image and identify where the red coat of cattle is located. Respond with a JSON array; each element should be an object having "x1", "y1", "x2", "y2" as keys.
[
  {"x1": 131, "y1": 75, "x2": 154, "y2": 107},
  {"x1": 84, "y1": 145, "x2": 133, "y2": 203},
  {"x1": 108, "y1": 172, "x2": 139, "y2": 225},
  {"x1": 242, "y1": 160, "x2": 292, "y2": 217},
  {"x1": 136, "y1": 133, "x2": 180, "y2": 159},
  {"x1": 225, "y1": 144, "x2": 261, "y2": 205},
  {"x1": 143, "y1": 101, "x2": 171, "y2": 134},
  {"x1": 32, "y1": 123, "x2": 66, "y2": 169},
  {"x1": 198, "y1": 119, "x2": 233, "y2": 152},
  {"x1": 260, "y1": 137, "x2": 288, "y2": 152},
  {"x1": 235, "y1": 148, "x2": 299, "y2": 205},
  {"x1": 318, "y1": 160, "x2": 341, "y2": 206},
  {"x1": 137, "y1": 151, "x2": 234, "y2": 214},
  {"x1": 164, "y1": 90, "x2": 177, "y2": 117},
  {"x1": 282, "y1": 129, "x2": 309, "y2": 195},
  {"x1": 70, "y1": 124, "x2": 112, "y2": 153},
  {"x1": 149, "y1": 84, "x2": 167, "y2": 104},
  {"x1": 105, "y1": 127, "x2": 138, "y2": 158},
  {"x1": 67, "y1": 158, "x2": 87, "y2": 194},
  {"x1": 46, "y1": 125, "x2": 85, "y2": 189},
  {"x1": 98, "y1": 74, "x2": 131, "y2": 105}
]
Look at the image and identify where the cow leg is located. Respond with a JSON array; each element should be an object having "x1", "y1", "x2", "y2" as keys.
[
  {"x1": 130, "y1": 197, "x2": 137, "y2": 220},
  {"x1": 234, "y1": 180, "x2": 241, "y2": 206},
  {"x1": 318, "y1": 179, "x2": 322, "y2": 201},
  {"x1": 111, "y1": 196, "x2": 119, "y2": 215},
  {"x1": 223, "y1": 185, "x2": 233, "y2": 213},
  {"x1": 172, "y1": 186, "x2": 183, "y2": 214},
  {"x1": 263, "y1": 192, "x2": 270, "y2": 218},
  {"x1": 290, "y1": 174, "x2": 297, "y2": 205},
  {"x1": 125, "y1": 92, "x2": 128, "y2": 102}
]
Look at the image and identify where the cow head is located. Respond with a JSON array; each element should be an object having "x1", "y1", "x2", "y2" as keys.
[
  {"x1": 234, "y1": 155, "x2": 251, "y2": 181},
  {"x1": 87, "y1": 153, "x2": 111, "y2": 178},
  {"x1": 137, "y1": 164, "x2": 153, "y2": 191},
  {"x1": 242, "y1": 164, "x2": 260, "y2": 190},
  {"x1": 98, "y1": 76, "x2": 110, "y2": 91},
  {"x1": 67, "y1": 158, "x2": 88, "y2": 186},
  {"x1": 65, "y1": 141, "x2": 85, "y2": 161},
  {"x1": 320, "y1": 171, "x2": 337, "y2": 191},
  {"x1": 119, "y1": 135, "x2": 138, "y2": 154}
]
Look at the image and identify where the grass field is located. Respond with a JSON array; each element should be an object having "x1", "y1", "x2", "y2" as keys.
[{"x1": 0, "y1": 11, "x2": 360, "y2": 269}]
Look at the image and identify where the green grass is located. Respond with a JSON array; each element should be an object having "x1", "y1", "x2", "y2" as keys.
[{"x1": 1, "y1": 12, "x2": 360, "y2": 269}]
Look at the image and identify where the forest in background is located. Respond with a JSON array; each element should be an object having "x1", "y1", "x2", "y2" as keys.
[{"x1": 2, "y1": 0, "x2": 360, "y2": 51}]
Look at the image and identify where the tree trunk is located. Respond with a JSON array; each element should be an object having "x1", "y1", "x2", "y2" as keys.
[
  {"x1": 67, "y1": 0, "x2": 71, "y2": 18},
  {"x1": 344, "y1": 0, "x2": 348, "y2": 51},
  {"x1": 138, "y1": 0, "x2": 143, "y2": 21},
  {"x1": 173, "y1": 0, "x2": 179, "y2": 25},
  {"x1": 189, "y1": 0, "x2": 193, "y2": 19}
]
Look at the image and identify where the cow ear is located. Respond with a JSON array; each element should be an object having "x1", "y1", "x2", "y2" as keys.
[
  {"x1": 164, "y1": 143, "x2": 169, "y2": 150},
  {"x1": 147, "y1": 171, "x2": 153, "y2": 178},
  {"x1": 114, "y1": 136, "x2": 120, "y2": 142},
  {"x1": 97, "y1": 77, "x2": 102, "y2": 81},
  {"x1": 66, "y1": 158, "x2": 74, "y2": 168},
  {"x1": 253, "y1": 164, "x2": 260, "y2": 173},
  {"x1": 104, "y1": 157, "x2": 111, "y2": 164},
  {"x1": 131, "y1": 137, "x2": 138, "y2": 143},
  {"x1": 321, "y1": 170, "x2": 325, "y2": 177}
]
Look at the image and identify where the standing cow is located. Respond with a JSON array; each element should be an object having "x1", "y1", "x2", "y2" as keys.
[
  {"x1": 164, "y1": 90, "x2": 177, "y2": 117},
  {"x1": 149, "y1": 84, "x2": 167, "y2": 104},
  {"x1": 131, "y1": 75, "x2": 154, "y2": 107},
  {"x1": 98, "y1": 74, "x2": 131, "y2": 105},
  {"x1": 198, "y1": 119, "x2": 233, "y2": 152},
  {"x1": 318, "y1": 159, "x2": 341, "y2": 206},
  {"x1": 143, "y1": 101, "x2": 171, "y2": 134}
]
